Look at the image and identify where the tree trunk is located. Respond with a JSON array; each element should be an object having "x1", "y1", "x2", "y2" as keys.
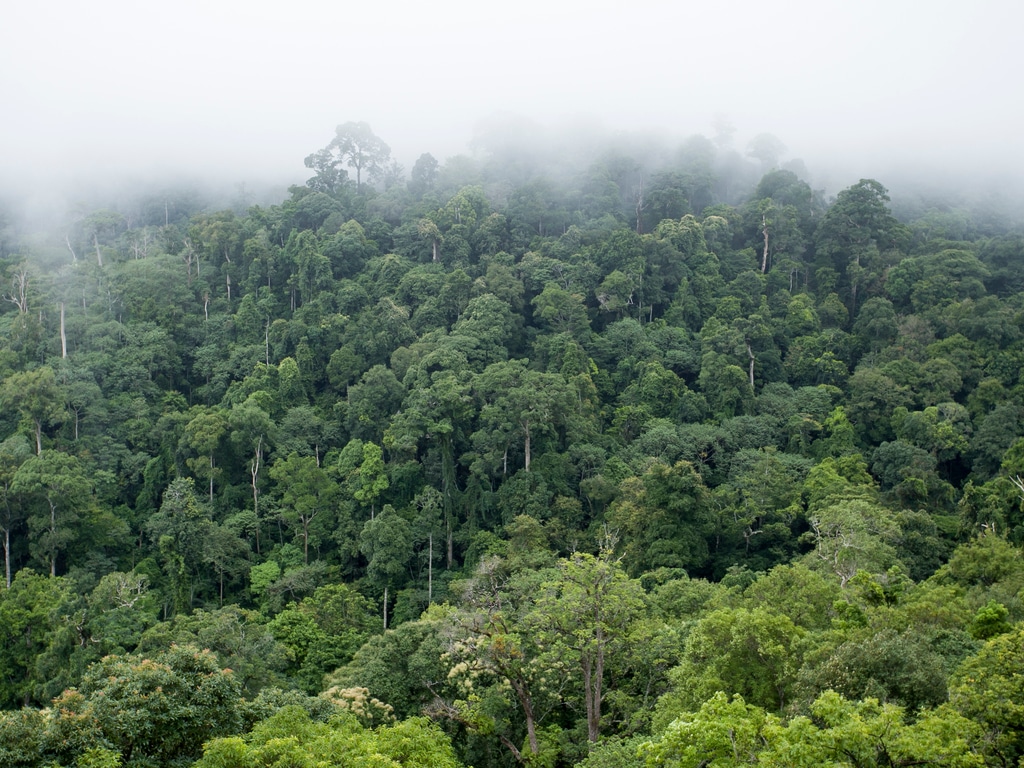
[
  {"x1": 523, "y1": 423, "x2": 531, "y2": 472},
  {"x1": 583, "y1": 656, "x2": 602, "y2": 742},
  {"x1": 761, "y1": 213, "x2": 770, "y2": 273},
  {"x1": 60, "y1": 303, "x2": 67, "y2": 358},
  {"x1": 446, "y1": 514, "x2": 453, "y2": 569},
  {"x1": 251, "y1": 438, "x2": 262, "y2": 555},
  {"x1": 4, "y1": 268, "x2": 29, "y2": 313},
  {"x1": 441, "y1": 436, "x2": 457, "y2": 568},
  {"x1": 511, "y1": 680, "x2": 539, "y2": 756},
  {"x1": 49, "y1": 501, "x2": 57, "y2": 577},
  {"x1": 635, "y1": 177, "x2": 645, "y2": 235}
]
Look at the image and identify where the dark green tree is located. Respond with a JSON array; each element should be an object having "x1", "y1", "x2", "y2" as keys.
[
  {"x1": 11, "y1": 451, "x2": 93, "y2": 577},
  {"x1": 270, "y1": 453, "x2": 339, "y2": 565}
]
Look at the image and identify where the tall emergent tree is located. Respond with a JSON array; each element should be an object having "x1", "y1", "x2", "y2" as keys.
[
  {"x1": 534, "y1": 550, "x2": 646, "y2": 743},
  {"x1": 334, "y1": 122, "x2": 390, "y2": 191}
]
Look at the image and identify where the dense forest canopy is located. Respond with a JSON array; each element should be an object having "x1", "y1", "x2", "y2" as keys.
[{"x1": 1, "y1": 123, "x2": 1023, "y2": 768}]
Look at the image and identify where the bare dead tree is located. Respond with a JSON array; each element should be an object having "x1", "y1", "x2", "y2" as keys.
[
  {"x1": 3, "y1": 267, "x2": 29, "y2": 313},
  {"x1": 1009, "y1": 475, "x2": 1024, "y2": 500}
]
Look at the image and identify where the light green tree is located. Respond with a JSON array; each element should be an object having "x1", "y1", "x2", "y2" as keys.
[
  {"x1": 194, "y1": 706, "x2": 461, "y2": 768},
  {"x1": 655, "y1": 607, "x2": 805, "y2": 725},
  {"x1": 58, "y1": 645, "x2": 242, "y2": 767},
  {"x1": 803, "y1": 499, "x2": 901, "y2": 586},
  {"x1": 533, "y1": 550, "x2": 646, "y2": 743},
  {"x1": 646, "y1": 690, "x2": 985, "y2": 768},
  {"x1": 438, "y1": 556, "x2": 557, "y2": 763},
  {"x1": 949, "y1": 625, "x2": 1024, "y2": 766}
]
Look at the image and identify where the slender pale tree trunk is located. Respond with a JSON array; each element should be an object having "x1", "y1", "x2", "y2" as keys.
[
  {"x1": 60, "y1": 303, "x2": 67, "y2": 358},
  {"x1": 583, "y1": 627, "x2": 606, "y2": 742},
  {"x1": 49, "y1": 499, "x2": 58, "y2": 577},
  {"x1": 523, "y1": 423, "x2": 531, "y2": 472},
  {"x1": 761, "y1": 213, "x2": 770, "y2": 273},
  {"x1": 3, "y1": 527, "x2": 10, "y2": 589},
  {"x1": 251, "y1": 436, "x2": 262, "y2": 554}
]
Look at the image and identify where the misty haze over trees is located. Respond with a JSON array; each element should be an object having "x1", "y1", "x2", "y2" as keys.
[{"x1": 1, "y1": 117, "x2": 1024, "y2": 768}]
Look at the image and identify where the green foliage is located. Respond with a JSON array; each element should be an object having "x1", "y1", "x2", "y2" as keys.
[
  {"x1": 137, "y1": 605, "x2": 287, "y2": 696},
  {"x1": 608, "y1": 460, "x2": 712, "y2": 576},
  {"x1": 796, "y1": 627, "x2": 954, "y2": 712},
  {"x1": 0, "y1": 569, "x2": 74, "y2": 707},
  {"x1": 268, "y1": 582, "x2": 378, "y2": 691},
  {"x1": 270, "y1": 453, "x2": 339, "y2": 564},
  {"x1": 195, "y1": 706, "x2": 462, "y2": 768},
  {"x1": 949, "y1": 626, "x2": 1024, "y2": 766},
  {"x1": 1, "y1": 369, "x2": 64, "y2": 453},
  {"x1": 48, "y1": 645, "x2": 242, "y2": 767},
  {"x1": 327, "y1": 607, "x2": 449, "y2": 720},
  {"x1": 655, "y1": 606, "x2": 805, "y2": 724},
  {"x1": 11, "y1": 451, "x2": 95, "y2": 577},
  {"x1": 646, "y1": 690, "x2": 986, "y2": 768},
  {"x1": 5, "y1": 130, "x2": 1024, "y2": 768},
  {"x1": 533, "y1": 550, "x2": 647, "y2": 742},
  {"x1": 145, "y1": 476, "x2": 213, "y2": 614},
  {"x1": 968, "y1": 600, "x2": 1012, "y2": 640},
  {"x1": 802, "y1": 499, "x2": 901, "y2": 585}
]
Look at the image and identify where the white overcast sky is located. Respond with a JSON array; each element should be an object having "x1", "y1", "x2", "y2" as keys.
[{"x1": 1, "y1": 0, "x2": 1021, "y2": 198}]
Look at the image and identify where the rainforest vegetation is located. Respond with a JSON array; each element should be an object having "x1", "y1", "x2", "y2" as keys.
[{"x1": 1, "y1": 122, "x2": 1023, "y2": 767}]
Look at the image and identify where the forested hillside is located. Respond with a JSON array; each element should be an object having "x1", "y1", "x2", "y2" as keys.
[{"x1": 1, "y1": 123, "x2": 1023, "y2": 768}]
